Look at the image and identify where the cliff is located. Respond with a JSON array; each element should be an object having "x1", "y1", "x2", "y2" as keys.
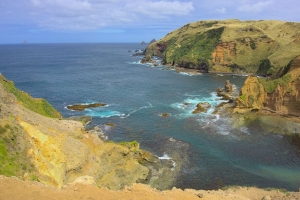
[
  {"x1": 234, "y1": 56, "x2": 300, "y2": 116},
  {"x1": 145, "y1": 19, "x2": 300, "y2": 75},
  {"x1": 0, "y1": 74, "x2": 157, "y2": 190},
  {"x1": 227, "y1": 55, "x2": 300, "y2": 134}
]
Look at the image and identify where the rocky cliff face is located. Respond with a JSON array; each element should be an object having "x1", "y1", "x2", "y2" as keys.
[
  {"x1": 234, "y1": 76, "x2": 265, "y2": 113},
  {"x1": 0, "y1": 74, "x2": 157, "y2": 190},
  {"x1": 263, "y1": 56, "x2": 300, "y2": 116},
  {"x1": 212, "y1": 42, "x2": 236, "y2": 65},
  {"x1": 234, "y1": 56, "x2": 300, "y2": 117}
]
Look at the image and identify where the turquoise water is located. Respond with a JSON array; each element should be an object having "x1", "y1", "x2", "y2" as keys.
[{"x1": 1, "y1": 43, "x2": 300, "y2": 191}]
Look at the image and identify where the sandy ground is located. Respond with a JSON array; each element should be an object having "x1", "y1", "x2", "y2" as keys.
[{"x1": 0, "y1": 176, "x2": 299, "y2": 200}]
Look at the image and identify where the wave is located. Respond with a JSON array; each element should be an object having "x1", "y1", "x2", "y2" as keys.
[
  {"x1": 177, "y1": 72, "x2": 202, "y2": 76},
  {"x1": 158, "y1": 153, "x2": 176, "y2": 171},
  {"x1": 85, "y1": 109, "x2": 123, "y2": 118},
  {"x1": 171, "y1": 92, "x2": 226, "y2": 117},
  {"x1": 120, "y1": 102, "x2": 153, "y2": 118}
]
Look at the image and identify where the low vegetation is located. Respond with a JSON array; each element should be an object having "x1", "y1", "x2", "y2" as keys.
[
  {"x1": 0, "y1": 124, "x2": 35, "y2": 177},
  {"x1": 146, "y1": 19, "x2": 300, "y2": 75},
  {"x1": 258, "y1": 74, "x2": 292, "y2": 93},
  {"x1": 0, "y1": 75, "x2": 61, "y2": 118}
]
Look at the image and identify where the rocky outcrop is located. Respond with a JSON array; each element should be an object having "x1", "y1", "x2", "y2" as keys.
[
  {"x1": 224, "y1": 80, "x2": 233, "y2": 93},
  {"x1": 192, "y1": 102, "x2": 211, "y2": 114},
  {"x1": 67, "y1": 103, "x2": 107, "y2": 111},
  {"x1": 234, "y1": 76, "x2": 265, "y2": 113}
]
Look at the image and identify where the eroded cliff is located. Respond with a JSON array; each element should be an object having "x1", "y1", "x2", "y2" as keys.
[{"x1": 234, "y1": 56, "x2": 300, "y2": 117}]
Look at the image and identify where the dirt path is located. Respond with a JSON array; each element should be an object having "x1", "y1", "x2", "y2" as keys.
[{"x1": 0, "y1": 176, "x2": 298, "y2": 200}]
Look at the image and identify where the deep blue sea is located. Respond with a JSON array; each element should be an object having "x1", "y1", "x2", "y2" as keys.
[{"x1": 1, "y1": 43, "x2": 300, "y2": 191}]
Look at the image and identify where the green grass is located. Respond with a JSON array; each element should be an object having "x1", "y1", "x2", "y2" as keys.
[
  {"x1": 118, "y1": 140, "x2": 139, "y2": 149},
  {"x1": 147, "y1": 20, "x2": 300, "y2": 74},
  {"x1": 0, "y1": 124, "x2": 36, "y2": 177},
  {"x1": 0, "y1": 140, "x2": 18, "y2": 176},
  {"x1": 163, "y1": 27, "x2": 224, "y2": 68},
  {"x1": 259, "y1": 74, "x2": 292, "y2": 93},
  {"x1": 240, "y1": 94, "x2": 246, "y2": 102},
  {"x1": 0, "y1": 75, "x2": 61, "y2": 118}
]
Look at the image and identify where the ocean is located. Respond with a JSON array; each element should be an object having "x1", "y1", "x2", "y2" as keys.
[{"x1": 1, "y1": 43, "x2": 300, "y2": 191}]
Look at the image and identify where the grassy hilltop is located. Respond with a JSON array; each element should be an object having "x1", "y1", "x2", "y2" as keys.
[{"x1": 146, "y1": 19, "x2": 300, "y2": 75}]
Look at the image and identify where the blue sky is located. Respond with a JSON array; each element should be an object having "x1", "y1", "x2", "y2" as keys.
[{"x1": 0, "y1": 0, "x2": 299, "y2": 44}]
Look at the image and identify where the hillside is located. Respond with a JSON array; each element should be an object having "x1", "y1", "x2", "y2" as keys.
[
  {"x1": 0, "y1": 73, "x2": 164, "y2": 190},
  {"x1": 145, "y1": 19, "x2": 300, "y2": 75}
]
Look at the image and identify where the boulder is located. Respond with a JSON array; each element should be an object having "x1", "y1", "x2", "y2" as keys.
[
  {"x1": 141, "y1": 55, "x2": 155, "y2": 64},
  {"x1": 192, "y1": 102, "x2": 211, "y2": 114}
]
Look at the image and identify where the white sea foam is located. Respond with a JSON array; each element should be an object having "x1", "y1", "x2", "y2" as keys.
[
  {"x1": 158, "y1": 153, "x2": 176, "y2": 171},
  {"x1": 171, "y1": 91, "x2": 226, "y2": 119},
  {"x1": 158, "y1": 153, "x2": 171, "y2": 160},
  {"x1": 85, "y1": 109, "x2": 123, "y2": 118},
  {"x1": 178, "y1": 72, "x2": 202, "y2": 76},
  {"x1": 120, "y1": 102, "x2": 153, "y2": 118}
]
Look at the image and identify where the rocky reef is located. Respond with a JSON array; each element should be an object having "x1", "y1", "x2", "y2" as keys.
[{"x1": 67, "y1": 103, "x2": 107, "y2": 111}]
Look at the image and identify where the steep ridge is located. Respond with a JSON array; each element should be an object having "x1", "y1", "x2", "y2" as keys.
[{"x1": 145, "y1": 19, "x2": 300, "y2": 75}]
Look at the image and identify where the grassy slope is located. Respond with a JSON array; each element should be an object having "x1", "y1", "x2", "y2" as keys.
[
  {"x1": 147, "y1": 19, "x2": 300, "y2": 74},
  {"x1": 0, "y1": 122, "x2": 36, "y2": 179},
  {"x1": 0, "y1": 75, "x2": 62, "y2": 118},
  {"x1": 0, "y1": 74, "x2": 61, "y2": 178}
]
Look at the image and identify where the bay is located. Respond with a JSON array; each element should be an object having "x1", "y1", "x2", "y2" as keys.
[{"x1": 0, "y1": 43, "x2": 300, "y2": 191}]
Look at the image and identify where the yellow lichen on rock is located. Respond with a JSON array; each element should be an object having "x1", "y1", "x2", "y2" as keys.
[{"x1": 19, "y1": 119, "x2": 67, "y2": 188}]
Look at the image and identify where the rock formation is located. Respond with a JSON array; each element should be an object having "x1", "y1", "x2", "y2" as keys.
[
  {"x1": 224, "y1": 80, "x2": 233, "y2": 93},
  {"x1": 192, "y1": 102, "x2": 211, "y2": 114},
  {"x1": 67, "y1": 103, "x2": 107, "y2": 111},
  {"x1": 234, "y1": 76, "x2": 265, "y2": 113},
  {"x1": 234, "y1": 56, "x2": 300, "y2": 116}
]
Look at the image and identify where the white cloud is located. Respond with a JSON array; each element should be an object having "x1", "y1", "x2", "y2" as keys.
[
  {"x1": 125, "y1": 1, "x2": 194, "y2": 17},
  {"x1": 237, "y1": 1, "x2": 272, "y2": 13},
  {"x1": 27, "y1": 0, "x2": 194, "y2": 31},
  {"x1": 215, "y1": 7, "x2": 227, "y2": 14}
]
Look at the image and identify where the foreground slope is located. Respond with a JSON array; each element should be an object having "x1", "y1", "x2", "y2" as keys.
[
  {"x1": 146, "y1": 19, "x2": 300, "y2": 75},
  {"x1": 0, "y1": 73, "x2": 154, "y2": 189}
]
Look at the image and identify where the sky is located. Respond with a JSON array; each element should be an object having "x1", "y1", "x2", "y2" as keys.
[{"x1": 0, "y1": 0, "x2": 299, "y2": 44}]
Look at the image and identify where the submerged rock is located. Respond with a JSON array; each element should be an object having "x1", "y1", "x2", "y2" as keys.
[{"x1": 160, "y1": 113, "x2": 171, "y2": 117}]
